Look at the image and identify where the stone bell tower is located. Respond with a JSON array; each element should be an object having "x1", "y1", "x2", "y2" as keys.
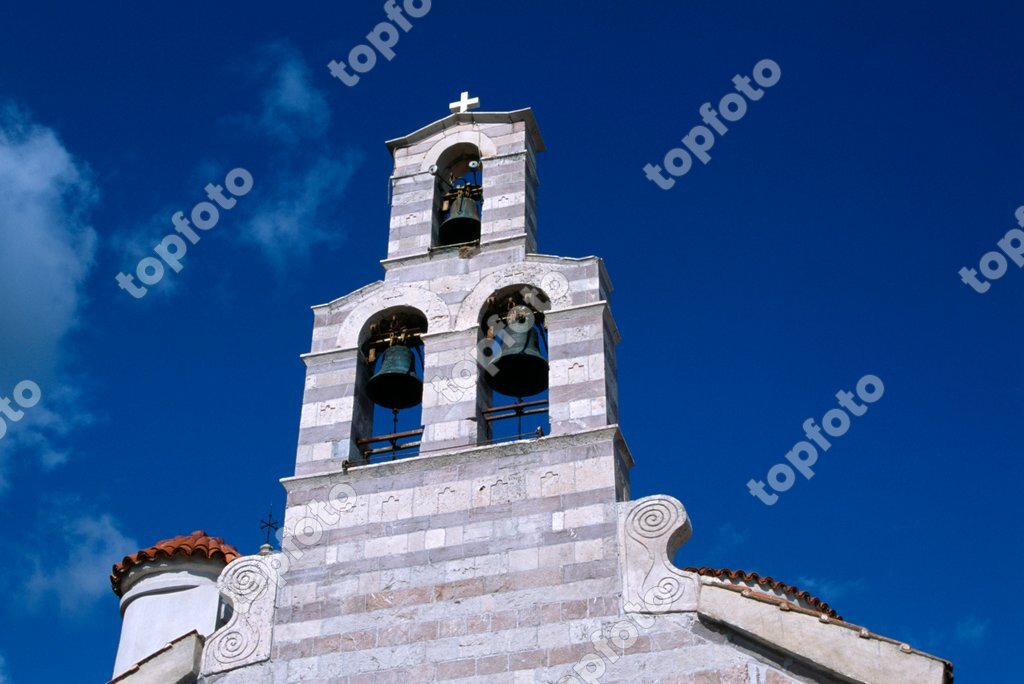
[
  {"x1": 291, "y1": 93, "x2": 620, "y2": 473},
  {"x1": 190, "y1": 95, "x2": 952, "y2": 684}
]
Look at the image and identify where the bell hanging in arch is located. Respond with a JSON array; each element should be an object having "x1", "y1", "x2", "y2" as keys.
[
  {"x1": 486, "y1": 325, "x2": 549, "y2": 398},
  {"x1": 366, "y1": 344, "x2": 423, "y2": 410},
  {"x1": 438, "y1": 192, "x2": 481, "y2": 246}
]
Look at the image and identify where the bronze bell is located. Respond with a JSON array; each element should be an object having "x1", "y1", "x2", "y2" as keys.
[
  {"x1": 486, "y1": 325, "x2": 549, "y2": 398},
  {"x1": 438, "y1": 192, "x2": 481, "y2": 246},
  {"x1": 366, "y1": 345, "x2": 422, "y2": 409}
]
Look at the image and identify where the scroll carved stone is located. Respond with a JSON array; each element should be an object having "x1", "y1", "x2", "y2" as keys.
[
  {"x1": 202, "y1": 555, "x2": 279, "y2": 675},
  {"x1": 618, "y1": 494, "x2": 698, "y2": 613}
]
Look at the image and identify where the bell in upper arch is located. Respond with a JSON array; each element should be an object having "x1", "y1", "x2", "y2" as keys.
[
  {"x1": 438, "y1": 191, "x2": 481, "y2": 246},
  {"x1": 486, "y1": 324, "x2": 549, "y2": 398},
  {"x1": 366, "y1": 344, "x2": 423, "y2": 410}
]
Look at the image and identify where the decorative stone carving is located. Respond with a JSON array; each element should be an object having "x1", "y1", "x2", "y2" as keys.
[
  {"x1": 488, "y1": 475, "x2": 526, "y2": 504},
  {"x1": 453, "y1": 263, "x2": 574, "y2": 330},
  {"x1": 618, "y1": 494, "x2": 698, "y2": 613},
  {"x1": 420, "y1": 129, "x2": 498, "y2": 172},
  {"x1": 202, "y1": 555, "x2": 279, "y2": 675},
  {"x1": 334, "y1": 285, "x2": 452, "y2": 350}
]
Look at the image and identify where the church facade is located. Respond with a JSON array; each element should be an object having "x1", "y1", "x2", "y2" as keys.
[{"x1": 108, "y1": 98, "x2": 953, "y2": 684}]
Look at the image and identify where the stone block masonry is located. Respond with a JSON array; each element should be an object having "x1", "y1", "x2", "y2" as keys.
[{"x1": 189, "y1": 105, "x2": 951, "y2": 684}]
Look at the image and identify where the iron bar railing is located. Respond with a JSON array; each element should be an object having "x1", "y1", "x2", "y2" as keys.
[{"x1": 342, "y1": 399, "x2": 550, "y2": 471}]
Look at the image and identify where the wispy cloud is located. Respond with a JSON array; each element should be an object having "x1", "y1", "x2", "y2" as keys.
[
  {"x1": 243, "y1": 152, "x2": 359, "y2": 269},
  {"x1": 954, "y1": 616, "x2": 989, "y2": 644},
  {"x1": 248, "y1": 42, "x2": 330, "y2": 145},
  {"x1": 21, "y1": 508, "x2": 136, "y2": 617},
  {"x1": 108, "y1": 206, "x2": 184, "y2": 300},
  {"x1": 231, "y1": 41, "x2": 361, "y2": 269},
  {"x1": 0, "y1": 103, "x2": 97, "y2": 491},
  {"x1": 900, "y1": 614, "x2": 992, "y2": 655},
  {"x1": 118, "y1": 41, "x2": 361, "y2": 277},
  {"x1": 795, "y1": 575, "x2": 865, "y2": 602},
  {"x1": 0, "y1": 654, "x2": 10, "y2": 684},
  {"x1": 110, "y1": 42, "x2": 360, "y2": 297}
]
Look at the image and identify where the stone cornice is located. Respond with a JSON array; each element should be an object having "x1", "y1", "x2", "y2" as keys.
[
  {"x1": 280, "y1": 424, "x2": 629, "y2": 491},
  {"x1": 385, "y1": 108, "x2": 545, "y2": 154}
]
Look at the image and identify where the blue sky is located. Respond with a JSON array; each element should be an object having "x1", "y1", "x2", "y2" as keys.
[{"x1": 0, "y1": 1, "x2": 1020, "y2": 681}]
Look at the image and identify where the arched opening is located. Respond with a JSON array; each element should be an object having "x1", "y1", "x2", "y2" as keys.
[
  {"x1": 477, "y1": 284, "x2": 551, "y2": 444},
  {"x1": 353, "y1": 307, "x2": 428, "y2": 464},
  {"x1": 431, "y1": 143, "x2": 483, "y2": 248}
]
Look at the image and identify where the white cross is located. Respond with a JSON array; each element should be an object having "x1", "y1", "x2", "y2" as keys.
[{"x1": 449, "y1": 91, "x2": 480, "y2": 114}]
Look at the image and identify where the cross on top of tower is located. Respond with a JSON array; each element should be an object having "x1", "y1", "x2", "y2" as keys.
[
  {"x1": 449, "y1": 91, "x2": 480, "y2": 114},
  {"x1": 259, "y1": 506, "x2": 279, "y2": 547}
]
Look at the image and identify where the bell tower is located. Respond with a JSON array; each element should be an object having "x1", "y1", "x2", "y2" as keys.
[
  {"x1": 292, "y1": 94, "x2": 623, "y2": 475},
  {"x1": 181, "y1": 93, "x2": 954, "y2": 684},
  {"x1": 272, "y1": 92, "x2": 634, "y2": 680}
]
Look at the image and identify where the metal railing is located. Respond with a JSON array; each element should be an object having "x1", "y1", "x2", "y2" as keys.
[
  {"x1": 481, "y1": 398, "x2": 549, "y2": 424},
  {"x1": 352, "y1": 427, "x2": 424, "y2": 462},
  {"x1": 342, "y1": 399, "x2": 550, "y2": 471}
]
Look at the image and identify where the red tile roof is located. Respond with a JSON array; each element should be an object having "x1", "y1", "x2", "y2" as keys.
[
  {"x1": 684, "y1": 566, "x2": 841, "y2": 619},
  {"x1": 111, "y1": 530, "x2": 240, "y2": 596}
]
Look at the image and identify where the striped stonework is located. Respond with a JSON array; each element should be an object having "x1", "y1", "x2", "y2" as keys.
[{"x1": 195, "y1": 108, "x2": 951, "y2": 684}]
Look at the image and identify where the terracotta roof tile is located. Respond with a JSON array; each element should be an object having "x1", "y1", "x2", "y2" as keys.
[
  {"x1": 111, "y1": 530, "x2": 240, "y2": 596},
  {"x1": 684, "y1": 566, "x2": 841, "y2": 619}
]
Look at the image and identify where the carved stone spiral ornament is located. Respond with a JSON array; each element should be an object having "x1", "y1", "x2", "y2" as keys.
[
  {"x1": 202, "y1": 555, "x2": 279, "y2": 675},
  {"x1": 625, "y1": 497, "x2": 681, "y2": 539},
  {"x1": 652, "y1": 576, "x2": 685, "y2": 606},
  {"x1": 618, "y1": 495, "x2": 698, "y2": 614},
  {"x1": 221, "y1": 557, "x2": 272, "y2": 603},
  {"x1": 211, "y1": 627, "x2": 259, "y2": 664}
]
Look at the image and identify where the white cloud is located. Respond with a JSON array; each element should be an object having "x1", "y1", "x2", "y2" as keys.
[
  {"x1": 0, "y1": 103, "x2": 97, "y2": 491},
  {"x1": 955, "y1": 616, "x2": 989, "y2": 643},
  {"x1": 23, "y1": 510, "x2": 137, "y2": 617},
  {"x1": 251, "y1": 43, "x2": 330, "y2": 145},
  {"x1": 0, "y1": 654, "x2": 9, "y2": 684},
  {"x1": 0, "y1": 104, "x2": 96, "y2": 375},
  {"x1": 243, "y1": 152, "x2": 359, "y2": 268},
  {"x1": 122, "y1": 43, "x2": 361, "y2": 278},
  {"x1": 232, "y1": 42, "x2": 361, "y2": 267},
  {"x1": 108, "y1": 205, "x2": 185, "y2": 300}
]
